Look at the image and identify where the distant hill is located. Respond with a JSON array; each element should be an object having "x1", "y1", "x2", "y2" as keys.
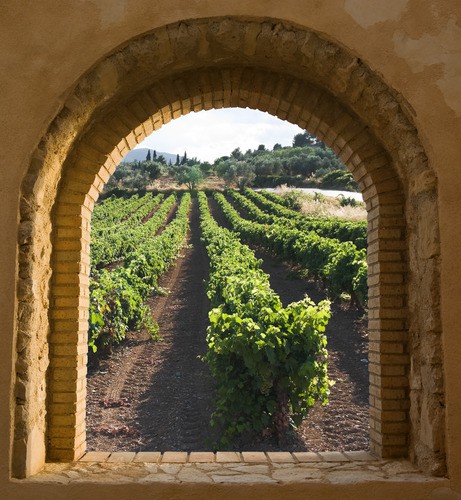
[{"x1": 120, "y1": 148, "x2": 178, "y2": 165}]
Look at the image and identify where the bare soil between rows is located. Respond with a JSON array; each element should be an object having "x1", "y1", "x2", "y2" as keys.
[{"x1": 86, "y1": 197, "x2": 369, "y2": 452}]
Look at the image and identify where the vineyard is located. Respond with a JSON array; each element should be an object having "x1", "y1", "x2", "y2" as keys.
[{"x1": 86, "y1": 189, "x2": 369, "y2": 452}]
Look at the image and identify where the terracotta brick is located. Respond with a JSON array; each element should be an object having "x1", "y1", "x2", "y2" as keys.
[
  {"x1": 368, "y1": 319, "x2": 406, "y2": 331},
  {"x1": 368, "y1": 246, "x2": 404, "y2": 262},
  {"x1": 161, "y1": 451, "x2": 188, "y2": 463},
  {"x1": 106, "y1": 156, "x2": 120, "y2": 172},
  {"x1": 375, "y1": 178, "x2": 401, "y2": 194},
  {"x1": 338, "y1": 119, "x2": 367, "y2": 146},
  {"x1": 50, "y1": 412, "x2": 75, "y2": 427},
  {"x1": 51, "y1": 308, "x2": 84, "y2": 321},
  {"x1": 216, "y1": 452, "x2": 241, "y2": 463},
  {"x1": 48, "y1": 437, "x2": 81, "y2": 450},
  {"x1": 53, "y1": 273, "x2": 86, "y2": 286},
  {"x1": 370, "y1": 283, "x2": 406, "y2": 296},
  {"x1": 368, "y1": 342, "x2": 405, "y2": 354},
  {"x1": 50, "y1": 380, "x2": 78, "y2": 393},
  {"x1": 373, "y1": 421, "x2": 410, "y2": 434},
  {"x1": 134, "y1": 452, "x2": 162, "y2": 463},
  {"x1": 368, "y1": 274, "x2": 404, "y2": 287},
  {"x1": 51, "y1": 391, "x2": 78, "y2": 403},
  {"x1": 369, "y1": 228, "x2": 403, "y2": 243},
  {"x1": 87, "y1": 185, "x2": 100, "y2": 204},
  {"x1": 54, "y1": 296, "x2": 89, "y2": 309},
  {"x1": 49, "y1": 356, "x2": 80, "y2": 369},
  {"x1": 318, "y1": 451, "x2": 349, "y2": 462},
  {"x1": 362, "y1": 184, "x2": 378, "y2": 202},
  {"x1": 65, "y1": 179, "x2": 95, "y2": 195},
  {"x1": 47, "y1": 426, "x2": 79, "y2": 438},
  {"x1": 51, "y1": 324, "x2": 87, "y2": 338},
  {"x1": 267, "y1": 452, "x2": 296, "y2": 463},
  {"x1": 370, "y1": 408, "x2": 407, "y2": 422},
  {"x1": 374, "y1": 398, "x2": 411, "y2": 411},
  {"x1": 53, "y1": 444, "x2": 87, "y2": 462},
  {"x1": 352, "y1": 164, "x2": 368, "y2": 182},
  {"x1": 96, "y1": 167, "x2": 112, "y2": 185},
  {"x1": 347, "y1": 129, "x2": 374, "y2": 152},
  {"x1": 188, "y1": 452, "x2": 215, "y2": 463},
  {"x1": 242, "y1": 452, "x2": 268, "y2": 463},
  {"x1": 78, "y1": 142, "x2": 107, "y2": 163},
  {"x1": 61, "y1": 238, "x2": 89, "y2": 254},
  {"x1": 306, "y1": 114, "x2": 322, "y2": 136},
  {"x1": 368, "y1": 296, "x2": 405, "y2": 309},
  {"x1": 293, "y1": 452, "x2": 322, "y2": 462},
  {"x1": 286, "y1": 103, "x2": 302, "y2": 125},
  {"x1": 369, "y1": 385, "x2": 407, "y2": 399},
  {"x1": 369, "y1": 429, "x2": 408, "y2": 446},
  {"x1": 80, "y1": 451, "x2": 110, "y2": 462},
  {"x1": 370, "y1": 374, "x2": 408, "y2": 389},
  {"x1": 49, "y1": 399, "x2": 85, "y2": 416},
  {"x1": 107, "y1": 452, "x2": 136, "y2": 463}
]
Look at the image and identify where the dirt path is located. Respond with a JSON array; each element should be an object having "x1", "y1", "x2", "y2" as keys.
[
  {"x1": 86, "y1": 198, "x2": 216, "y2": 451},
  {"x1": 87, "y1": 195, "x2": 369, "y2": 452}
]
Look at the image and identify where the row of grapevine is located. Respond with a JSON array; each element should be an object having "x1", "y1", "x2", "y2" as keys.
[
  {"x1": 198, "y1": 192, "x2": 331, "y2": 445},
  {"x1": 244, "y1": 188, "x2": 367, "y2": 249},
  {"x1": 257, "y1": 189, "x2": 293, "y2": 208},
  {"x1": 91, "y1": 193, "x2": 175, "y2": 267},
  {"x1": 89, "y1": 192, "x2": 191, "y2": 353},
  {"x1": 227, "y1": 189, "x2": 279, "y2": 224},
  {"x1": 92, "y1": 192, "x2": 155, "y2": 229},
  {"x1": 215, "y1": 192, "x2": 368, "y2": 307}
]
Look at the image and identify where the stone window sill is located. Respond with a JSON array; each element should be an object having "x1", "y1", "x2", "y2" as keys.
[{"x1": 20, "y1": 451, "x2": 448, "y2": 485}]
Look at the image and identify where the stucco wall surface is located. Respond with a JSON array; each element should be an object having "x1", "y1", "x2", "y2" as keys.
[{"x1": 0, "y1": 0, "x2": 460, "y2": 498}]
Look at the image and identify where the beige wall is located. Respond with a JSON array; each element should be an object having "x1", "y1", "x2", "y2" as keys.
[{"x1": 1, "y1": 0, "x2": 460, "y2": 497}]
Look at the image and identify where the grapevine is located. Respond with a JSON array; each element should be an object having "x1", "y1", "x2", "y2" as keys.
[
  {"x1": 89, "y1": 192, "x2": 191, "y2": 354},
  {"x1": 216, "y1": 191, "x2": 367, "y2": 308},
  {"x1": 198, "y1": 192, "x2": 331, "y2": 445}
]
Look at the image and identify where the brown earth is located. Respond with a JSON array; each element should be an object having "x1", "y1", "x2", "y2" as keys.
[{"x1": 86, "y1": 197, "x2": 369, "y2": 452}]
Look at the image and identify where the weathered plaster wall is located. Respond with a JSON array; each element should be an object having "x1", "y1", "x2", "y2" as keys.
[{"x1": 0, "y1": 0, "x2": 460, "y2": 497}]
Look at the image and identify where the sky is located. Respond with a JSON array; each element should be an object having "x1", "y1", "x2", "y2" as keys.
[{"x1": 135, "y1": 108, "x2": 304, "y2": 163}]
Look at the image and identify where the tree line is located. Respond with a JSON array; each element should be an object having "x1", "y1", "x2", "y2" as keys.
[{"x1": 104, "y1": 132, "x2": 358, "y2": 193}]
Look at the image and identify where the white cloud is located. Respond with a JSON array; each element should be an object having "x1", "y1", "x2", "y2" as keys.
[{"x1": 135, "y1": 108, "x2": 304, "y2": 162}]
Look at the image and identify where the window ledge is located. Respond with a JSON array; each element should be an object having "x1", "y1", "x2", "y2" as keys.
[{"x1": 21, "y1": 451, "x2": 447, "y2": 485}]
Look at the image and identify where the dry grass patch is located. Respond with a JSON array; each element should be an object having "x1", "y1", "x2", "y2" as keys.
[{"x1": 274, "y1": 186, "x2": 367, "y2": 221}]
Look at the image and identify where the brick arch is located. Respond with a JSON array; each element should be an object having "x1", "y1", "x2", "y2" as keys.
[{"x1": 14, "y1": 18, "x2": 442, "y2": 477}]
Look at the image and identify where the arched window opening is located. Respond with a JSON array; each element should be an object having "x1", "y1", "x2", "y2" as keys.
[
  {"x1": 13, "y1": 18, "x2": 443, "y2": 480},
  {"x1": 85, "y1": 108, "x2": 370, "y2": 455}
]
